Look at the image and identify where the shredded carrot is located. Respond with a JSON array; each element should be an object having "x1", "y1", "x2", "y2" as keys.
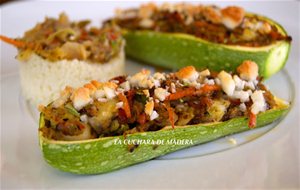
[
  {"x1": 137, "y1": 113, "x2": 146, "y2": 125},
  {"x1": 164, "y1": 103, "x2": 175, "y2": 129},
  {"x1": 109, "y1": 32, "x2": 118, "y2": 40},
  {"x1": 118, "y1": 109, "x2": 127, "y2": 123},
  {"x1": 76, "y1": 121, "x2": 86, "y2": 130},
  {"x1": 166, "y1": 87, "x2": 195, "y2": 101},
  {"x1": 166, "y1": 84, "x2": 220, "y2": 101},
  {"x1": 79, "y1": 29, "x2": 89, "y2": 40},
  {"x1": 0, "y1": 35, "x2": 26, "y2": 48},
  {"x1": 248, "y1": 112, "x2": 257, "y2": 128},
  {"x1": 195, "y1": 84, "x2": 221, "y2": 95},
  {"x1": 118, "y1": 93, "x2": 131, "y2": 118}
]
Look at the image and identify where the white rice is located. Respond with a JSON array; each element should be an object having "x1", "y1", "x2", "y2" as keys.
[{"x1": 19, "y1": 50, "x2": 125, "y2": 106}]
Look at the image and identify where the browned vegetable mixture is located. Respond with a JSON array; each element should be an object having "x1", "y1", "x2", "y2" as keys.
[
  {"x1": 40, "y1": 60, "x2": 278, "y2": 141},
  {"x1": 16, "y1": 13, "x2": 123, "y2": 63},
  {"x1": 109, "y1": 3, "x2": 291, "y2": 46}
]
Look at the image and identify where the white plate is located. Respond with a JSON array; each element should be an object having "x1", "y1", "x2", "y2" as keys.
[{"x1": 1, "y1": 1, "x2": 299, "y2": 189}]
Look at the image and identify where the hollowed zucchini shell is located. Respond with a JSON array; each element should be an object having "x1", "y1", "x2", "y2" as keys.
[
  {"x1": 39, "y1": 98, "x2": 289, "y2": 174},
  {"x1": 124, "y1": 14, "x2": 291, "y2": 79}
]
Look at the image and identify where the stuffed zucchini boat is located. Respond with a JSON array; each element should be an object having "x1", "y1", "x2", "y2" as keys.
[
  {"x1": 109, "y1": 3, "x2": 291, "y2": 78},
  {"x1": 39, "y1": 60, "x2": 289, "y2": 174},
  {"x1": 0, "y1": 13, "x2": 125, "y2": 106}
]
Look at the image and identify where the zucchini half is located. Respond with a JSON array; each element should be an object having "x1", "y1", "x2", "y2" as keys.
[
  {"x1": 39, "y1": 98, "x2": 289, "y2": 174},
  {"x1": 124, "y1": 14, "x2": 291, "y2": 79}
]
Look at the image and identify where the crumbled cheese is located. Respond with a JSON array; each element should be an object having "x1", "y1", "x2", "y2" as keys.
[
  {"x1": 237, "y1": 60, "x2": 259, "y2": 81},
  {"x1": 80, "y1": 114, "x2": 88, "y2": 123},
  {"x1": 204, "y1": 78, "x2": 215, "y2": 85},
  {"x1": 222, "y1": 17, "x2": 239, "y2": 30},
  {"x1": 221, "y1": 6, "x2": 245, "y2": 30},
  {"x1": 228, "y1": 138, "x2": 237, "y2": 145},
  {"x1": 176, "y1": 66, "x2": 199, "y2": 83},
  {"x1": 232, "y1": 90, "x2": 250, "y2": 102},
  {"x1": 245, "y1": 81, "x2": 255, "y2": 90},
  {"x1": 131, "y1": 78, "x2": 149, "y2": 88},
  {"x1": 98, "y1": 98, "x2": 108, "y2": 102},
  {"x1": 52, "y1": 97, "x2": 67, "y2": 108},
  {"x1": 153, "y1": 72, "x2": 166, "y2": 81},
  {"x1": 250, "y1": 90, "x2": 266, "y2": 114},
  {"x1": 73, "y1": 98, "x2": 92, "y2": 111},
  {"x1": 190, "y1": 81, "x2": 201, "y2": 89},
  {"x1": 94, "y1": 89, "x2": 105, "y2": 99},
  {"x1": 151, "y1": 79, "x2": 161, "y2": 88},
  {"x1": 218, "y1": 71, "x2": 235, "y2": 96},
  {"x1": 116, "y1": 102, "x2": 124, "y2": 109},
  {"x1": 242, "y1": 18, "x2": 254, "y2": 29},
  {"x1": 185, "y1": 16, "x2": 193, "y2": 25},
  {"x1": 150, "y1": 110, "x2": 159, "y2": 120},
  {"x1": 203, "y1": 6, "x2": 222, "y2": 24},
  {"x1": 253, "y1": 80, "x2": 259, "y2": 86},
  {"x1": 52, "y1": 95, "x2": 70, "y2": 108},
  {"x1": 239, "y1": 103, "x2": 247, "y2": 112},
  {"x1": 233, "y1": 75, "x2": 245, "y2": 90},
  {"x1": 188, "y1": 70, "x2": 199, "y2": 83},
  {"x1": 258, "y1": 22, "x2": 271, "y2": 34},
  {"x1": 245, "y1": 20, "x2": 271, "y2": 34},
  {"x1": 110, "y1": 80, "x2": 119, "y2": 84},
  {"x1": 254, "y1": 22, "x2": 263, "y2": 31},
  {"x1": 154, "y1": 88, "x2": 170, "y2": 101},
  {"x1": 128, "y1": 70, "x2": 153, "y2": 88},
  {"x1": 214, "y1": 78, "x2": 221, "y2": 85},
  {"x1": 147, "y1": 80, "x2": 155, "y2": 88},
  {"x1": 199, "y1": 69, "x2": 210, "y2": 77},
  {"x1": 116, "y1": 88, "x2": 125, "y2": 94},
  {"x1": 170, "y1": 83, "x2": 176, "y2": 93},
  {"x1": 71, "y1": 88, "x2": 93, "y2": 111},
  {"x1": 84, "y1": 84, "x2": 97, "y2": 97},
  {"x1": 120, "y1": 81, "x2": 130, "y2": 91},
  {"x1": 52, "y1": 88, "x2": 71, "y2": 108},
  {"x1": 145, "y1": 100, "x2": 154, "y2": 116},
  {"x1": 139, "y1": 18, "x2": 154, "y2": 28},
  {"x1": 246, "y1": 89, "x2": 253, "y2": 96},
  {"x1": 103, "y1": 87, "x2": 116, "y2": 99}
]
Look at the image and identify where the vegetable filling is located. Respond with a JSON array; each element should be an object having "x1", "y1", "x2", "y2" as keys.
[
  {"x1": 1, "y1": 13, "x2": 123, "y2": 63},
  {"x1": 108, "y1": 3, "x2": 291, "y2": 47},
  {"x1": 40, "y1": 60, "x2": 279, "y2": 141}
]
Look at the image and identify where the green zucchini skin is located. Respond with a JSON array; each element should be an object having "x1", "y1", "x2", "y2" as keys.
[
  {"x1": 39, "y1": 106, "x2": 288, "y2": 175},
  {"x1": 124, "y1": 15, "x2": 291, "y2": 79}
]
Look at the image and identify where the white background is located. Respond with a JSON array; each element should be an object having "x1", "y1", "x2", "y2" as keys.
[{"x1": 1, "y1": 1, "x2": 300, "y2": 189}]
